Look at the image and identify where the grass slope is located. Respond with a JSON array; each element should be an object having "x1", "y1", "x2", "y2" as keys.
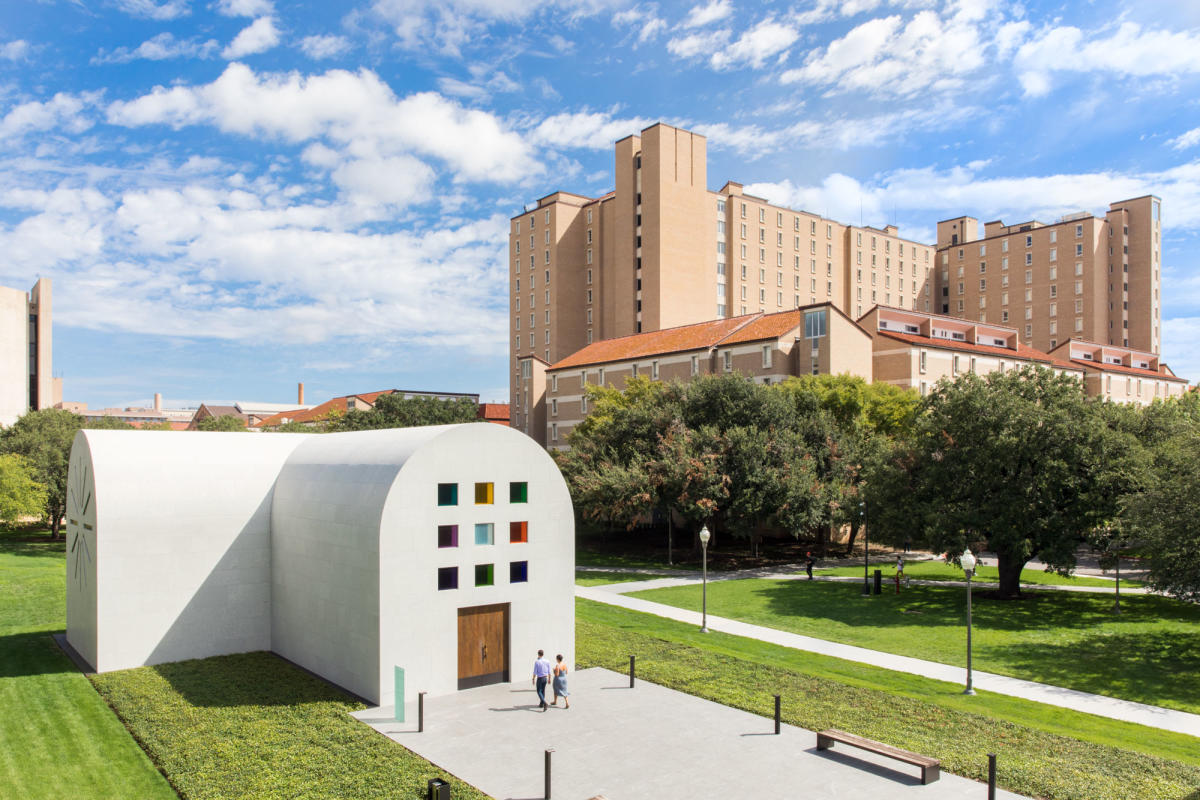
[
  {"x1": 575, "y1": 570, "x2": 665, "y2": 586},
  {"x1": 0, "y1": 534, "x2": 176, "y2": 800},
  {"x1": 817, "y1": 559, "x2": 1144, "y2": 588},
  {"x1": 577, "y1": 599, "x2": 1200, "y2": 800},
  {"x1": 630, "y1": 577, "x2": 1200, "y2": 714},
  {"x1": 91, "y1": 652, "x2": 489, "y2": 800}
]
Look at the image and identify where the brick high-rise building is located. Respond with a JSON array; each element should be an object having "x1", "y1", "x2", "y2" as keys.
[
  {"x1": 934, "y1": 195, "x2": 1162, "y2": 355},
  {"x1": 508, "y1": 123, "x2": 936, "y2": 438}
]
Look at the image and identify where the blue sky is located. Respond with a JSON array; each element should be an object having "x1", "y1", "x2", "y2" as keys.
[{"x1": 2, "y1": 0, "x2": 1199, "y2": 410}]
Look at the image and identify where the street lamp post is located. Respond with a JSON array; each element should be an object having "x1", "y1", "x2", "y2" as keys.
[
  {"x1": 699, "y1": 525, "x2": 711, "y2": 633},
  {"x1": 861, "y1": 501, "x2": 870, "y2": 596},
  {"x1": 961, "y1": 548, "x2": 977, "y2": 696}
]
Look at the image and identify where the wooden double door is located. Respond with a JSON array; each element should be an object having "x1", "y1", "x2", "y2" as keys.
[{"x1": 457, "y1": 603, "x2": 509, "y2": 690}]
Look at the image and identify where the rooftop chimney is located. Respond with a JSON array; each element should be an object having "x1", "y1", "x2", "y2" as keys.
[
  {"x1": 154, "y1": 392, "x2": 162, "y2": 411},
  {"x1": 298, "y1": 382, "x2": 305, "y2": 405}
]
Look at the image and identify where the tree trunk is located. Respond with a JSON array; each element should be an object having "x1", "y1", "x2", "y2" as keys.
[
  {"x1": 844, "y1": 517, "x2": 860, "y2": 557},
  {"x1": 666, "y1": 512, "x2": 673, "y2": 566},
  {"x1": 995, "y1": 553, "x2": 1026, "y2": 599}
]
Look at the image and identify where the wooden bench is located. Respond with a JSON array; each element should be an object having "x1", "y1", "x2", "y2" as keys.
[{"x1": 816, "y1": 729, "x2": 940, "y2": 784}]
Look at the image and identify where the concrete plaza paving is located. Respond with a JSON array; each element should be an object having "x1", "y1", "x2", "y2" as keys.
[
  {"x1": 353, "y1": 668, "x2": 1025, "y2": 800},
  {"x1": 577, "y1": 584, "x2": 1200, "y2": 738}
]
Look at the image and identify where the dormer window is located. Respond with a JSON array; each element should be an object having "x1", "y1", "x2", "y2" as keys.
[
  {"x1": 904, "y1": 324, "x2": 920, "y2": 334},
  {"x1": 950, "y1": 332, "x2": 966, "y2": 341}
]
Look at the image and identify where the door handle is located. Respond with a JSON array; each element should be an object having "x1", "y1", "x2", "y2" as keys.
[{"x1": 482, "y1": 644, "x2": 487, "y2": 661}]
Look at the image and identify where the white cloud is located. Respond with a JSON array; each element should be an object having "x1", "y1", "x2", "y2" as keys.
[
  {"x1": 299, "y1": 34, "x2": 351, "y2": 60},
  {"x1": 93, "y1": 32, "x2": 219, "y2": 64},
  {"x1": 106, "y1": 63, "x2": 537, "y2": 183},
  {"x1": 1, "y1": 40, "x2": 31, "y2": 60},
  {"x1": 667, "y1": 28, "x2": 730, "y2": 60},
  {"x1": 222, "y1": 17, "x2": 281, "y2": 59},
  {"x1": 682, "y1": 0, "x2": 732, "y2": 28},
  {"x1": 613, "y1": 5, "x2": 668, "y2": 44},
  {"x1": 1, "y1": 92, "x2": 101, "y2": 140},
  {"x1": 529, "y1": 111, "x2": 655, "y2": 151},
  {"x1": 114, "y1": 0, "x2": 190, "y2": 20},
  {"x1": 709, "y1": 18, "x2": 798, "y2": 70},
  {"x1": 216, "y1": 0, "x2": 273, "y2": 17},
  {"x1": 1016, "y1": 22, "x2": 1200, "y2": 97},
  {"x1": 1169, "y1": 127, "x2": 1200, "y2": 151}
]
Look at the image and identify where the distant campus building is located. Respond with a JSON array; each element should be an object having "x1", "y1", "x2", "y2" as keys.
[
  {"x1": 0, "y1": 278, "x2": 58, "y2": 427},
  {"x1": 65, "y1": 424, "x2": 573, "y2": 707},
  {"x1": 510, "y1": 123, "x2": 1181, "y2": 446}
]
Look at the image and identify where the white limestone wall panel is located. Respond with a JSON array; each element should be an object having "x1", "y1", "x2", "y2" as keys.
[
  {"x1": 65, "y1": 432, "x2": 98, "y2": 670},
  {"x1": 270, "y1": 426, "x2": 454, "y2": 703},
  {"x1": 0, "y1": 287, "x2": 28, "y2": 427},
  {"x1": 70, "y1": 430, "x2": 309, "y2": 672},
  {"x1": 377, "y1": 424, "x2": 575, "y2": 707}
]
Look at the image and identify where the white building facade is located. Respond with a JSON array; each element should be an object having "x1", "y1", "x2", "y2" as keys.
[{"x1": 65, "y1": 424, "x2": 574, "y2": 708}]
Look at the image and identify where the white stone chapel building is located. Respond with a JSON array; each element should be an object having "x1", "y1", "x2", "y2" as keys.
[{"x1": 64, "y1": 423, "x2": 575, "y2": 708}]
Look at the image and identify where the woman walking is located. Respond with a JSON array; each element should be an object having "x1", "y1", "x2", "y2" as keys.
[{"x1": 550, "y1": 654, "x2": 570, "y2": 709}]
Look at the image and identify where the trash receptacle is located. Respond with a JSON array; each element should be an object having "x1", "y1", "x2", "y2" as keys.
[
  {"x1": 873, "y1": 569, "x2": 882, "y2": 595},
  {"x1": 428, "y1": 778, "x2": 451, "y2": 800}
]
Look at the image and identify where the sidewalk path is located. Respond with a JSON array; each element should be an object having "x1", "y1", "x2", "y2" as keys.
[{"x1": 576, "y1": 584, "x2": 1200, "y2": 738}]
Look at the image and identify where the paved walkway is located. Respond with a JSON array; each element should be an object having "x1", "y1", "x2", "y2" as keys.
[
  {"x1": 576, "y1": 585, "x2": 1200, "y2": 738},
  {"x1": 353, "y1": 668, "x2": 1028, "y2": 800}
]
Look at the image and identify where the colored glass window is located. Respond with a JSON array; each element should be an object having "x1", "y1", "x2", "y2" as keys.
[
  {"x1": 437, "y1": 483, "x2": 457, "y2": 506},
  {"x1": 475, "y1": 564, "x2": 494, "y2": 587},
  {"x1": 510, "y1": 561, "x2": 528, "y2": 583},
  {"x1": 438, "y1": 525, "x2": 458, "y2": 548},
  {"x1": 437, "y1": 567, "x2": 458, "y2": 591},
  {"x1": 509, "y1": 481, "x2": 528, "y2": 503},
  {"x1": 510, "y1": 521, "x2": 528, "y2": 543},
  {"x1": 475, "y1": 482, "x2": 494, "y2": 504},
  {"x1": 475, "y1": 523, "x2": 494, "y2": 545}
]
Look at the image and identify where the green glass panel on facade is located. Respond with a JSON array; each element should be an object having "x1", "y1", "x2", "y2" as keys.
[
  {"x1": 474, "y1": 564, "x2": 494, "y2": 586},
  {"x1": 437, "y1": 483, "x2": 457, "y2": 506},
  {"x1": 509, "y1": 481, "x2": 528, "y2": 503}
]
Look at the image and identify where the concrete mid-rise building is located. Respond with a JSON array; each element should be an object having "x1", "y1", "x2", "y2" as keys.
[
  {"x1": 935, "y1": 196, "x2": 1162, "y2": 355},
  {"x1": 860, "y1": 305, "x2": 1084, "y2": 396},
  {"x1": 534, "y1": 303, "x2": 872, "y2": 447},
  {"x1": 1, "y1": 278, "x2": 57, "y2": 427}
]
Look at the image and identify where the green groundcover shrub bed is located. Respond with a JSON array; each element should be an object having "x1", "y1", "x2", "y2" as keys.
[
  {"x1": 576, "y1": 606, "x2": 1200, "y2": 800},
  {"x1": 90, "y1": 652, "x2": 489, "y2": 800}
]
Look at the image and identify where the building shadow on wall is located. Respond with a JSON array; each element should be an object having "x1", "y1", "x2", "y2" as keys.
[
  {"x1": 145, "y1": 493, "x2": 273, "y2": 671},
  {"x1": 150, "y1": 650, "x2": 362, "y2": 709},
  {"x1": 0, "y1": 631, "x2": 74, "y2": 678}
]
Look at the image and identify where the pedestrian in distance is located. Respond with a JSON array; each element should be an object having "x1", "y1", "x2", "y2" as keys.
[
  {"x1": 532, "y1": 649, "x2": 552, "y2": 711},
  {"x1": 550, "y1": 654, "x2": 570, "y2": 709},
  {"x1": 805, "y1": 551, "x2": 814, "y2": 580}
]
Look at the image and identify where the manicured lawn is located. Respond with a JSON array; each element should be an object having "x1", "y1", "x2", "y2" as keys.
[
  {"x1": 577, "y1": 598, "x2": 1200, "y2": 800},
  {"x1": 629, "y1": 578, "x2": 1200, "y2": 713},
  {"x1": 91, "y1": 652, "x2": 489, "y2": 800},
  {"x1": 816, "y1": 559, "x2": 1144, "y2": 588},
  {"x1": 575, "y1": 549, "x2": 692, "y2": 570},
  {"x1": 575, "y1": 570, "x2": 665, "y2": 586},
  {"x1": 0, "y1": 535, "x2": 177, "y2": 800}
]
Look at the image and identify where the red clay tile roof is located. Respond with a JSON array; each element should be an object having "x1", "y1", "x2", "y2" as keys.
[
  {"x1": 875, "y1": 330, "x2": 1081, "y2": 371},
  {"x1": 477, "y1": 403, "x2": 510, "y2": 422},
  {"x1": 254, "y1": 390, "x2": 396, "y2": 427},
  {"x1": 1068, "y1": 359, "x2": 1188, "y2": 381},
  {"x1": 551, "y1": 316, "x2": 756, "y2": 369},
  {"x1": 551, "y1": 308, "x2": 832, "y2": 370}
]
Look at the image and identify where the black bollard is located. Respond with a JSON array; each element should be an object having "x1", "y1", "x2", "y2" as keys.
[
  {"x1": 988, "y1": 753, "x2": 997, "y2": 800},
  {"x1": 873, "y1": 568, "x2": 882, "y2": 595},
  {"x1": 419, "y1": 691, "x2": 426, "y2": 733},
  {"x1": 774, "y1": 694, "x2": 781, "y2": 734},
  {"x1": 629, "y1": 655, "x2": 635, "y2": 688},
  {"x1": 544, "y1": 747, "x2": 553, "y2": 799}
]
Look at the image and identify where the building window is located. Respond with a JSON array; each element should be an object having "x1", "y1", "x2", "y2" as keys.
[
  {"x1": 438, "y1": 567, "x2": 458, "y2": 591},
  {"x1": 510, "y1": 481, "x2": 528, "y2": 503},
  {"x1": 474, "y1": 564, "x2": 494, "y2": 587},
  {"x1": 438, "y1": 483, "x2": 458, "y2": 506},
  {"x1": 509, "y1": 561, "x2": 528, "y2": 583},
  {"x1": 762, "y1": 345, "x2": 773, "y2": 368},
  {"x1": 723, "y1": 351, "x2": 732, "y2": 372},
  {"x1": 691, "y1": 355, "x2": 699, "y2": 375},
  {"x1": 475, "y1": 482, "x2": 494, "y2": 504},
  {"x1": 804, "y1": 309, "x2": 826, "y2": 339},
  {"x1": 438, "y1": 525, "x2": 458, "y2": 548},
  {"x1": 919, "y1": 350, "x2": 927, "y2": 373},
  {"x1": 953, "y1": 355, "x2": 961, "y2": 374},
  {"x1": 474, "y1": 523, "x2": 495, "y2": 546},
  {"x1": 509, "y1": 521, "x2": 528, "y2": 543}
]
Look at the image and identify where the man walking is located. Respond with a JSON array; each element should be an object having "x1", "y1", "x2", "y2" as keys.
[{"x1": 532, "y1": 649, "x2": 553, "y2": 711}]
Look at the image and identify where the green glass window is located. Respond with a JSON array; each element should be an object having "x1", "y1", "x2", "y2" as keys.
[
  {"x1": 437, "y1": 483, "x2": 458, "y2": 506},
  {"x1": 474, "y1": 564, "x2": 494, "y2": 587},
  {"x1": 509, "y1": 481, "x2": 528, "y2": 503}
]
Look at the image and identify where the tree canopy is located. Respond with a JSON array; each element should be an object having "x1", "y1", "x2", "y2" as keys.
[
  {"x1": 0, "y1": 453, "x2": 47, "y2": 525},
  {"x1": 197, "y1": 414, "x2": 249, "y2": 432},
  {"x1": 329, "y1": 394, "x2": 480, "y2": 431},
  {"x1": 0, "y1": 409, "x2": 85, "y2": 537}
]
